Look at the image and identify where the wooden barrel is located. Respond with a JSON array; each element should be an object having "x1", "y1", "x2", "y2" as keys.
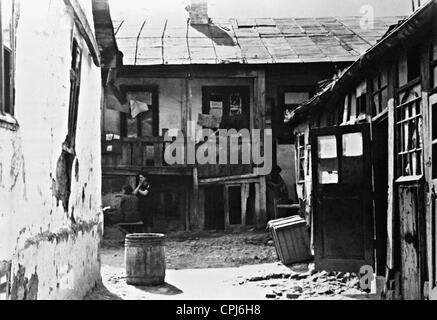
[{"x1": 125, "y1": 233, "x2": 166, "y2": 286}]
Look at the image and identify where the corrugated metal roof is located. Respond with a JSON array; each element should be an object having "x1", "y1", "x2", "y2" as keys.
[{"x1": 113, "y1": 16, "x2": 405, "y2": 66}]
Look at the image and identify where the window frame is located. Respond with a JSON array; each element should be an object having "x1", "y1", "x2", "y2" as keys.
[
  {"x1": 370, "y1": 69, "x2": 389, "y2": 117},
  {"x1": 279, "y1": 86, "x2": 313, "y2": 144},
  {"x1": 65, "y1": 38, "x2": 82, "y2": 153},
  {"x1": 201, "y1": 86, "x2": 251, "y2": 131},
  {"x1": 295, "y1": 132, "x2": 306, "y2": 183},
  {"x1": 395, "y1": 87, "x2": 423, "y2": 180},
  {"x1": 119, "y1": 85, "x2": 159, "y2": 138},
  {"x1": 0, "y1": 0, "x2": 16, "y2": 122}
]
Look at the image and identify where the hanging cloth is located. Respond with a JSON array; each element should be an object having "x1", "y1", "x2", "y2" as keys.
[{"x1": 130, "y1": 99, "x2": 149, "y2": 118}]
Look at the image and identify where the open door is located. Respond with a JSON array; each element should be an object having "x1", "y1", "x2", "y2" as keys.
[{"x1": 311, "y1": 124, "x2": 374, "y2": 272}]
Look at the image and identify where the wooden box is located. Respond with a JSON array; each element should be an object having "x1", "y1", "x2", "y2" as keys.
[{"x1": 268, "y1": 216, "x2": 312, "y2": 265}]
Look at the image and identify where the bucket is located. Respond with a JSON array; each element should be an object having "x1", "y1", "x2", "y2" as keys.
[{"x1": 125, "y1": 233, "x2": 166, "y2": 286}]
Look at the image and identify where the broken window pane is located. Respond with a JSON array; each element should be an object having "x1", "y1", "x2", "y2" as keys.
[
  {"x1": 210, "y1": 93, "x2": 223, "y2": 118},
  {"x1": 317, "y1": 135, "x2": 337, "y2": 159},
  {"x1": 343, "y1": 132, "x2": 363, "y2": 157},
  {"x1": 126, "y1": 117, "x2": 138, "y2": 138},
  {"x1": 318, "y1": 158, "x2": 339, "y2": 184},
  {"x1": 229, "y1": 93, "x2": 242, "y2": 116}
]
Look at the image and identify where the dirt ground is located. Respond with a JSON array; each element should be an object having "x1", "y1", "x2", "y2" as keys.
[
  {"x1": 86, "y1": 227, "x2": 378, "y2": 300},
  {"x1": 101, "y1": 226, "x2": 277, "y2": 270}
]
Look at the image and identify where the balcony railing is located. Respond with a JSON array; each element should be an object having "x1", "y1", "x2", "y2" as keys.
[{"x1": 102, "y1": 135, "x2": 256, "y2": 178}]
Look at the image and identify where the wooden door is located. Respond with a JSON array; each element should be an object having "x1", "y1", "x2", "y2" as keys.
[{"x1": 311, "y1": 124, "x2": 374, "y2": 272}]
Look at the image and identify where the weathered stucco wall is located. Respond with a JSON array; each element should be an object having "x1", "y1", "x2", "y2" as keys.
[{"x1": 0, "y1": 0, "x2": 102, "y2": 300}]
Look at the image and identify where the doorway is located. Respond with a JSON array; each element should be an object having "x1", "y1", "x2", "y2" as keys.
[
  {"x1": 311, "y1": 123, "x2": 374, "y2": 272},
  {"x1": 372, "y1": 118, "x2": 388, "y2": 276},
  {"x1": 204, "y1": 185, "x2": 225, "y2": 230}
]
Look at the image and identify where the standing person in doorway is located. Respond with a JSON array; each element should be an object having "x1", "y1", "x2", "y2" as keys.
[{"x1": 133, "y1": 173, "x2": 152, "y2": 233}]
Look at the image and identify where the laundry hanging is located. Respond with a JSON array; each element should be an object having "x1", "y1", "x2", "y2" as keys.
[{"x1": 130, "y1": 99, "x2": 149, "y2": 118}]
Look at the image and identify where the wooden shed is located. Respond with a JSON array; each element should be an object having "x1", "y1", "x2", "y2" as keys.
[
  {"x1": 287, "y1": 0, "x2": 437, "y2": 300},
  {"x1": 93, "y1": 0, "x2": 402, "y2": 232}
]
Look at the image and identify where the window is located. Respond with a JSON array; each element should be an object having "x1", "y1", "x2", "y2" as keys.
[
  {"x1": 370, "y1": 69, "x2": 388, "y2": 116},
  {"x1": 295, "y1": 133, "x2": 305, "y2": 182},
  {"x1": 65, "y1": 39, "x2": 82, "y2": 151},
  {"x1": 202, "y1": 86, "x2": 250, "y2": 130},
  {"x1": 395, "y1": 90, "x2": 423, "y2": 178},
  {"x1": 398, "y1": 45, "x2": 421, "y2": 87},
  {"x1": 0, "y1": 0, "x2": 15, "y2": 117},
  {"x1": 343, "y1": 92, "x2": 357, "y2": 123},
  {"x1": 279, "y1": 89, "x2": 311, "y2": 144},
  {"x1": 407, "y1": 45, "x2": 421, "y2": 82},
  {"x1": 317, "y1": 135, "x2": 338, "y2": 184},
  {"x1": 356, "y1": 94, "x2": 367, "y2": 118},
  {"x1": 120, "y1": 86, "x2": 158, "y2": 138},
  {"x1": 431, "y1": 38, "x2": 437, "y2": 89}
]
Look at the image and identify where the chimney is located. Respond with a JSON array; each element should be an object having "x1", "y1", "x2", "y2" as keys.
[{"x1": 186, "y1": 0, "x2": 209, "y2": 25}]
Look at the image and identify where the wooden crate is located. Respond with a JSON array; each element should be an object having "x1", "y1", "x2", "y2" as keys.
[{"x1": 268, "y1": 216, "x2": 312, "y2": 265}]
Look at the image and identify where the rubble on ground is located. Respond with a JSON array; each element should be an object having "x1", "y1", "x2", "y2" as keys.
[{"x1": 237, "y1": 265, "x2": 367, "y2": 300}]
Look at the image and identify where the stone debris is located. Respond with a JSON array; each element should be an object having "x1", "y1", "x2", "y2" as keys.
[{"x1": 238, "y1": 266, "x2": 367, "y2": 299}]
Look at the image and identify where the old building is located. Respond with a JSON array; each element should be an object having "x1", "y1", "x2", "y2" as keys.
[
  {"x1": 94, "y1": 0, "x2": 402, "y2": 232},
  {"x1": 287, "y1": 0, "x2": 437, "y2": 300},
  {"x1": 0, "y1": 0, "x2": 103, "y2": 299}
]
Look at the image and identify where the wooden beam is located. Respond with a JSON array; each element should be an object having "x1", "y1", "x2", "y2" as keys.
[
  {"x1": 423, "y1": 92, "x2": 433, "y2": 295},
  {"x1": 102, "y1": 165, "x2": 193, "y2": 176},
  {"x1": 199, "y1": 173, "x2": 261, "y2": 185},
  {"x1": 254, "y1": 70, "x2": 266, "y2": 130},
  {"x1": 386, "y1": 98, "x2": 395, "y2": 269},
  {"x1": 64, "y1": 0, "x2": 101, "y2": 67}
]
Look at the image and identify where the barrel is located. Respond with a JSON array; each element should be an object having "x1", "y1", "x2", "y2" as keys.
[{"x1": 125, "y1": 233, "x2": 166, "y2": 286}]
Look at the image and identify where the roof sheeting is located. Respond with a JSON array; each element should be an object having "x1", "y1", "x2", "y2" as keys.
[
  {"x1": 114, "y1": 16, "x2": 404, "y2": 66},
  {"x1": 286, "y1": 0, "x2": 437, "y2": 124}
]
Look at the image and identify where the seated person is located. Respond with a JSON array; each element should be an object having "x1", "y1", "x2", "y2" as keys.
[{"x1": 120, "y1": 185, "x2": 141, "y2": 223}]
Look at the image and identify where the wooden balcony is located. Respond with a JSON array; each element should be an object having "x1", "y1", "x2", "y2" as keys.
[{"x1": 102, "y1": 135, "x2": 256, "y2": 178}]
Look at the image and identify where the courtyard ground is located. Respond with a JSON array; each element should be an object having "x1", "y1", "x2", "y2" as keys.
[{"x1": 85, "y1": 227, "x2": 379, "y2": 300}]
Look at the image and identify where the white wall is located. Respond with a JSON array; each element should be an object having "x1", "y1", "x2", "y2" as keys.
[{"x1": 0, "y1": 0, "x2": 102, "y2": 300}]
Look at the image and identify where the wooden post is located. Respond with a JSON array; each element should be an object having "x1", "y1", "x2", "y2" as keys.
[
  {"x1": 241, "y1": 183, "x2": 250, "y2": 226},
  {"x1": 253, "y1": 70, "x2": 266, "y2": 130},
  {"x1": 224, "y1": 185, "x2": 230, "y2": 230},
  {"x1": 259, "y1": 176, "x2": 267, "y2": 227},
  {"x1": 386, "y1": 98, "x2": 396, "y2": 270},
  {"x1": 191, "y1": 166, "x2": 199, "y2": 230}
]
